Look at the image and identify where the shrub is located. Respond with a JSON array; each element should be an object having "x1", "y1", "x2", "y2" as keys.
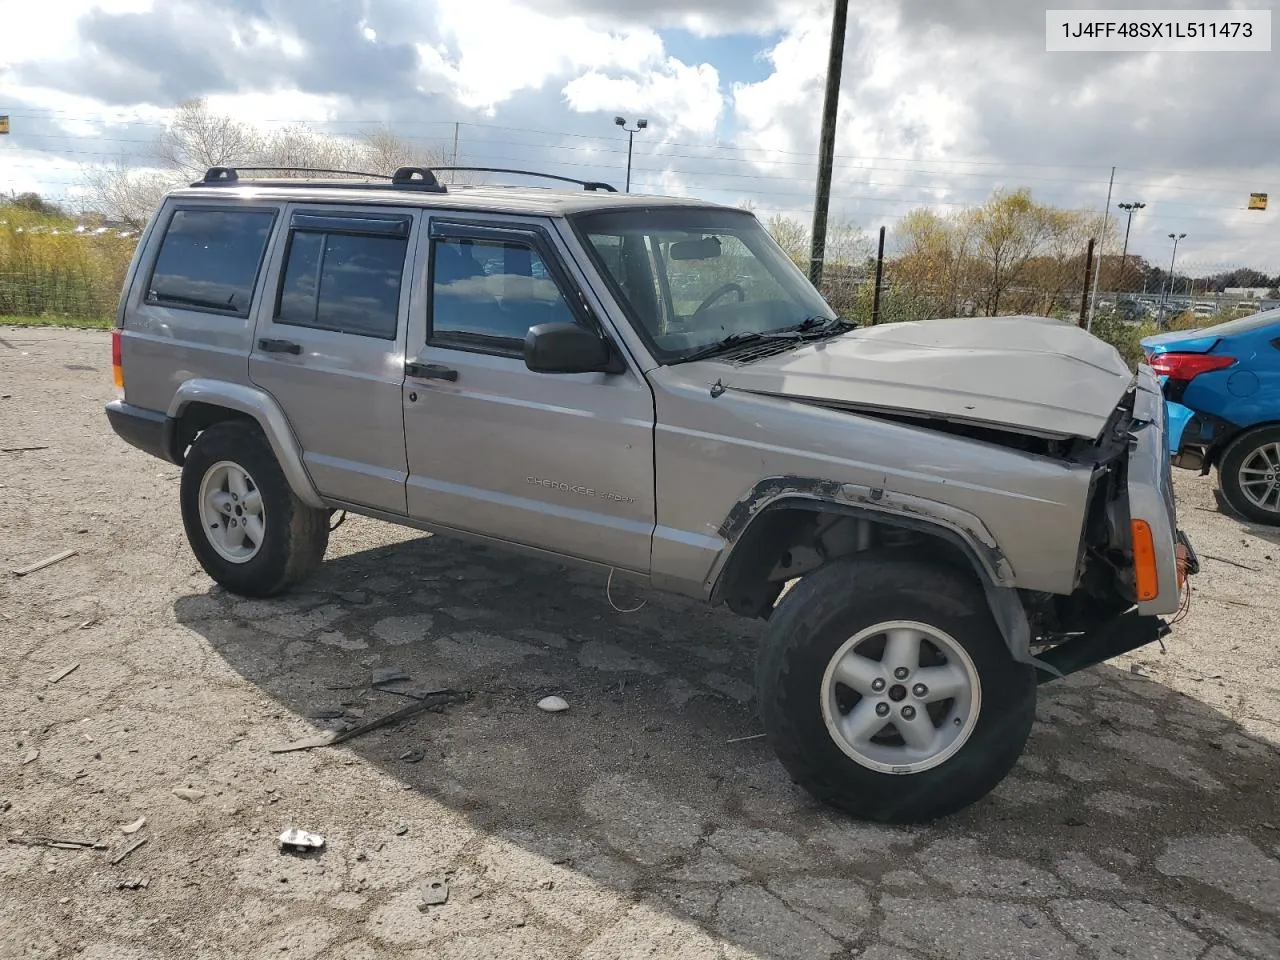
[
  {"x1": 0, "y1": 204, "x2": 138, "y2": 322},
  {"x1": 1088, "y1": 311, "x2": 1157, "y2": 370}
]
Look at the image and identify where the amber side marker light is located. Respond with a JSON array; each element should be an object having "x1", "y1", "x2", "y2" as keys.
[
  {"x1": 111, "y1": 328, "x2": 124, "y2": 390},
  {"x1": 1131, "y1": 519, "x2": 1159, "y2": 602}
]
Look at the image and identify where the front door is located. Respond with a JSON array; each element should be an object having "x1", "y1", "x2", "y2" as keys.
[
  {"x1": 249, "y1": 205, "x2": 420, "y2": 514},
  {"x1": 402, "y1": 216, "x2": 655, "y2": 574}
]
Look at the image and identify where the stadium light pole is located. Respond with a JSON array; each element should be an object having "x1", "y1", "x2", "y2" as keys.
[
  {"x1": 614, "y1": 116, "x2": 648, "y2": 193},
  {"x1": 1116, "y1": 201, "x2": 1145, "y2": 292}
]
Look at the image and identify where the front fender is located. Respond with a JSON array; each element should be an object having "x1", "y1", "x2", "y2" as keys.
[
  {"x1": 711, "y1": 476, "x2": 1015, "y2": 588},
  {"x1": 709, "y1": 476, "x2": 1037, "y2": 663},
  {"x1": 167, "y1": 379, "x2": 324, "y2": 509}
]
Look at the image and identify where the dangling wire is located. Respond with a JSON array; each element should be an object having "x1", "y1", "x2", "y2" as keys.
[
  {"x1": 1170, "y1": 550, "x2": 1193, "y2": 625},
  {"x1": 329, "y1": 509, "x2": 348, "y2": 532},
  {"x1": 606, "y1": 567, "x2": 646, "y2": 613}
]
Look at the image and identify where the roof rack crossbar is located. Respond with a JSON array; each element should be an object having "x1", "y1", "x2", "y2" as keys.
[{"x1": 426, "y1": 166, "x2": 618, "y2": 192}]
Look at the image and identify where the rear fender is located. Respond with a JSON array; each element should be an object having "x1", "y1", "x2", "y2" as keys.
[{"x1": 167, "y1": 379, "x2": 324, "y2": 508}]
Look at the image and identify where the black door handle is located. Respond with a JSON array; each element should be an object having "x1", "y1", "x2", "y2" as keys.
[
  {"x1": 405, "y1": 361, "x2": 458, "y2": 382},
  {"x1": 258, "y1": 338, "x2": 302, "y2": 355}
]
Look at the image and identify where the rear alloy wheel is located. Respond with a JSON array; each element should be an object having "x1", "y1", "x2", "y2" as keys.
[
  {"x1": 1218, "y1": 425, "x2": 1280, "y2": 526},
  {"x1": 757, "y1": 555, "x2": 1036, "y2": 823},
  {"x1": 198, "y1": 461, "x2": 267, "y2": 564},
  {"x1": 180, "y1": 420, "x2": 330, "y2": 597}
]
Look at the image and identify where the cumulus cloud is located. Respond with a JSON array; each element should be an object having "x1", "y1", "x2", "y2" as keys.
[{"x1": 564, "y1": 60, "x2": 724, "y2": 134}]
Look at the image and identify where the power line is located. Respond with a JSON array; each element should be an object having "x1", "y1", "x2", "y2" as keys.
[{"x1": 9, "y1": 106, "x2": 1275, "y2": 186}]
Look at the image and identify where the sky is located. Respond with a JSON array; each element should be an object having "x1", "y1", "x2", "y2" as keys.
[{"x1": 1, "y1": 0, "x2": 1277, "y2": 277}]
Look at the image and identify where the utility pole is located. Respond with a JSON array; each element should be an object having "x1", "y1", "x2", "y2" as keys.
[
  {"x1": 614, "y1": 116, "x2": 648, "y2": 193},
  {"x1": 1087, "y1": 165, "x2": 1115, "y2": 329},
  {"x1": 1116, "y1": 200, "x2": 1145, "y2": 292},
  {"x1": 1161, "y1": 232, "x2": 1187, "y2": 328},
  {"x1": 808, "y1": 0, "x2": 850, "y2": 288}
]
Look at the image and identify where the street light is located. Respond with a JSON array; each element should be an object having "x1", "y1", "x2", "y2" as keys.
[
  {"x1": 1161, "y1": 232, "x2": 1187, "y2": 328},
  {"x1": 614, "y1": 116, "x2": 648, "y2": 193},
  {"x1": 1116, "y1": 201, "x2": 1145, "y2": 293}
]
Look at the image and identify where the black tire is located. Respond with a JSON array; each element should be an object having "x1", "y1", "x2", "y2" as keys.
[
  {"x1": 1217, "y1": 425, "x2": 1280, "y2": 526},
  {"x1": 180, "y1": 420, "x2": 329, "y2": 598},
  {"x1": 756, "y1": 555, "x2": 1036, "y2": 824}
]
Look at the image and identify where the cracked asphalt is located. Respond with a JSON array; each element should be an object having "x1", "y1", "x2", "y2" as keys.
[{"x1": 1, "y1": 326, "x2": 1279, "y2": 960}]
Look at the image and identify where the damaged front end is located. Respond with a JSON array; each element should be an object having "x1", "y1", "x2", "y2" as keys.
[
  {"x1": 711, "y1": 365, "x2": 1198, "y2": 686},
  {"x1": 1019, "y1": 368, "x2": 1198, "y2": 683}
]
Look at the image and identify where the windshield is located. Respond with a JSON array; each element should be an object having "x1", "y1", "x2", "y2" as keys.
[{"x1": 571, "y1": 207, "x2": 836, "y2": 362}]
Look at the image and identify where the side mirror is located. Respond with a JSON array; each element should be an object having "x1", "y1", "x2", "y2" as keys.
[{"x1": 524, "y1": 322, "x2": 620, "y2": 374}]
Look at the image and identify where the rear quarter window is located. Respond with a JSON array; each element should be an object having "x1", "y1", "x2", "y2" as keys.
[{"x1": 145, "y1": 207, "x2": 277, "y2": 317}]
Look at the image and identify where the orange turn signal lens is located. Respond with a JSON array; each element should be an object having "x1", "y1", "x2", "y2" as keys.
[{"x1": 1131, "y1": 519, "x2": 1159, "y2": 602}]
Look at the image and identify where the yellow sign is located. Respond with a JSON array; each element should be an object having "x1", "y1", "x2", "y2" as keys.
[
  {"x1": 1249, "y1": 192, "x2": 1267, "y2": 211},
  {"x1": 0, "y1": 116, "x2": 8, "y2": 135}
]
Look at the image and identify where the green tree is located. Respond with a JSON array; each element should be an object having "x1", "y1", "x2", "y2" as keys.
[{"x1": 966, "y1": 189, "x2": 1055, "y2": 316}]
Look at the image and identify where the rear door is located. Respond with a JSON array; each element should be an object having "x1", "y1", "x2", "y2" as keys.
[
  {"x1": 249, "y1": 204, "x2": 420, "y2": 514},
  {"x1": 402, "y1": 215, "x2": 656, "y2": 574}
]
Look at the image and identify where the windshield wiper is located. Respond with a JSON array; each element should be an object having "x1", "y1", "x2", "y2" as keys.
[
  {"x1": 786, "y1": 315, "x2": 856, "y2": 337},
  {"x1": 677, "y1": 331, "x2": 771, "y2": 363},
  {"x1": 676, "y1": 316, "x2": 855, "y2": 364}
]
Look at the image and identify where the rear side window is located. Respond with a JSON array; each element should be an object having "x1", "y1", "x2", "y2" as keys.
[
  {"x1": 274, "y1": 221, "x2": 409, "y2": 340},
  {"x1": 146, "y1": 208, "x2": 276, "y2": 316},
  {"x1": 430, "y1": 237, "x2": 579, "y2": 348}
]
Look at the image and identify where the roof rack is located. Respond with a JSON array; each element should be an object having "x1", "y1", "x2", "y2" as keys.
[
  {"x1": 191, "y1": 165, "x2": 618, "y2": 193},
  {"x1": 192, "y1": 166, "x2": 445, "y2": 192}
]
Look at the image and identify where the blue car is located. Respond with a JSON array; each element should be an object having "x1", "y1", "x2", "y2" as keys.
[{"x1": 1141, "y1": 308, "x2": 1280, "y2": 525}]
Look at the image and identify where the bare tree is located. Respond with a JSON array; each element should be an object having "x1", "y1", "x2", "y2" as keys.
[
  {"x1": 254, "y1": 124, "x2": 366, "y2": 176},
  {"x1": 156, "y1": 98, "x2": 259, "y2": 178},
  {"x1": 80, "y1": 161, "x2": 176, "y2": 229},
  {"x1": 1030, "y1": 209, "x2": 1097, "y2": 316},
  {"x1": 358, "y1": 126, "x2": 448, "y2": 174},
  {"x1": 824, "y1": 219, "x2": 872, "y2": 274}
]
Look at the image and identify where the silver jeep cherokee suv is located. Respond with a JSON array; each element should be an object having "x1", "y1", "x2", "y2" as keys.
[{"x1": 106, "y1": 164, "x2": 1198, "y2": 823}]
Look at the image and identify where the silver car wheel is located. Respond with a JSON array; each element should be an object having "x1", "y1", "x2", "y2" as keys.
[
  {"x1": 1237, "y1": 442, "x2": 1280, "y2": 514},
  {"x1": 820, "y1": 620, "x2": 982, "y2": 775},
  {"x1": 198, "y1": 460, "x2": 265, "y2": 564}
]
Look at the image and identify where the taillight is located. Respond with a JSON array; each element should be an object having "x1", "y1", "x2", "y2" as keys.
[
  {"x1": 1148, "y1": 352, "x2": 1235, "y2": 381},
  {"x1": 111, "y1": 328, "x2": 124, "y2": 390},
  {"x1": 1130, "y1": 519, "x2": 1159, "y2": 602}
]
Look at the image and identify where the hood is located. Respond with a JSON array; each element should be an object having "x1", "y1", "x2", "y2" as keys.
[{"x1": 715, "y1": 315, "x2": 1135, "y2": 441}]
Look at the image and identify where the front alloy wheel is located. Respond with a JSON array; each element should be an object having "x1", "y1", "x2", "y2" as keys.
[
  {"x1": 757, "y1": 555, "x2": 1036, "y2": 823},
  {"x1": 821, "y1": 620, "x2": 981, "y2": 775}
]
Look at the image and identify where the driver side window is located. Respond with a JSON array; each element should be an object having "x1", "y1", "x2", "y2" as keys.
[{"x1": 429, "y1": 235, "x2": 581, "y2": 352}]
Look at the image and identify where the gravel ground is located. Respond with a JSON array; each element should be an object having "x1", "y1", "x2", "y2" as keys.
[{"x1": 1, "y1": 326, "x2": 1278, "y2": 960}]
